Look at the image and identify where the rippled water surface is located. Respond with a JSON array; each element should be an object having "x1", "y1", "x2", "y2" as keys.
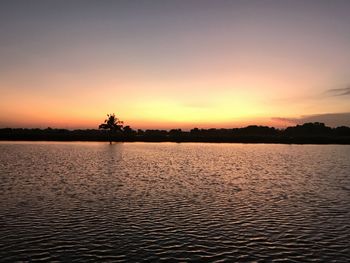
[{"x1": 1, "y1": 142, "x2": 349, "y2": 262}]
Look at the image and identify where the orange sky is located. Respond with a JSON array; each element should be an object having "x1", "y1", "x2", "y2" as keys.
[{"x1": 1, "y1": 1, "x2": 350, "y2": 129}]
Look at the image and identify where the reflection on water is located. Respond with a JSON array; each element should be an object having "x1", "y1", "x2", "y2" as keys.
[{"x1": 0, "y1": 142, "x2": 349, "y2": 262}]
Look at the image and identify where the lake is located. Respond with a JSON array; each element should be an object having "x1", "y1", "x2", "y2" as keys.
[{"x1": 0, "y1": 142, "x2": 349, "y2": 262}]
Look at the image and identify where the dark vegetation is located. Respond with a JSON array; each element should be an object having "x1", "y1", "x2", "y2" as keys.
[
  {"x1": 98, "y1": 113, "x2": 123, "y2": 144},
  {"x1": 1, "y1": 122, "x2": 350, "y2": 144}
]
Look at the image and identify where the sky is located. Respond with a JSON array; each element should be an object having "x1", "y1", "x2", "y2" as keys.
[{"x1": 1, "y1": 0, "x2": 350, "y2": 129}]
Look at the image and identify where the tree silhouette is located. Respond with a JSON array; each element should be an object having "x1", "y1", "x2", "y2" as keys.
[{"x1": 99, "y1": 113, "x2": 123, "y2": 144}]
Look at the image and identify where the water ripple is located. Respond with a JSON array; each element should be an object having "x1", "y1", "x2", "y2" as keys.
[{"x1": 0, "y1": 142, "x2": 349, "y2": 262}]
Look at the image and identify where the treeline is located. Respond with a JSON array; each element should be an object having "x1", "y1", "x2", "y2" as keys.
[{"x1": 1, "y1": 122, "x2": 350, "y2": 144}]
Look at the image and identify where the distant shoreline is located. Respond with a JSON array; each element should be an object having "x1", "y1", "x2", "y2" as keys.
[
  {"x1": 1, "y1": 137, "x2": 350, "y2": 145},
  {"x1": 1, "y1": 122, "x2": 350, "y2": 145}
]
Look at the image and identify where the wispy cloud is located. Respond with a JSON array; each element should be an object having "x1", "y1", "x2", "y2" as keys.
[
  {"x1": 325, "y1": 86, "x2": 350, "y2": 96},
  {"x1": 269, "y1": 85, "x2": 350, "y2": 106},
  {"x1": 272, "y1": 112, "x2": 350, "y2": 127},
  {"x1": 271, "y1": 117, "x2": 298, "y2": 124}
]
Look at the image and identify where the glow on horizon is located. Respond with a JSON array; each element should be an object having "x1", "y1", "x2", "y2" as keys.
[{"x1": 1, "y1": 1, "x2": 350, "y2": 129}]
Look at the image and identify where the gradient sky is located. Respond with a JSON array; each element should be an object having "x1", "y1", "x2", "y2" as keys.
[{"x1": 1, "y1": 0, "x2": 350, "y2": 129}]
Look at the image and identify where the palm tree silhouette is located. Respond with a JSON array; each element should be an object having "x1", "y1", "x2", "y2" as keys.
[{"x1": 99, "y1": 113, "x2": 123, "y2": 144}]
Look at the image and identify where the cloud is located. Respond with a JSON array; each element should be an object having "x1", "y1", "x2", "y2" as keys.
[
  {"x1": 325, "y1": 86, "x2": 350, "y2": 96},
  {"x1": 272, "y1": 112, "x2": 350, "y2": 127},
  {"x1": 271, "y1": 117, "x2": 299, "y2": 124}
]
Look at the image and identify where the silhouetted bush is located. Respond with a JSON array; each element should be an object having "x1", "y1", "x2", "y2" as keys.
[
  {"x1": 285, "y1": 122, "x2": 332, "y2": 136},
  {"x1": 1, "y1": 122, "x2": 349, "y2": 144}
]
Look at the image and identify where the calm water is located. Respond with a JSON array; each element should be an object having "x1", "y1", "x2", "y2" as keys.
[{"x1": 0, "y1": 142, "x2": 349, "y2": 262}]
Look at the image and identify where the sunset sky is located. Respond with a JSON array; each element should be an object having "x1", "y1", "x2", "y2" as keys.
[{"x1": 1, "y1": 0, "x2": 350, "y2": 129}]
